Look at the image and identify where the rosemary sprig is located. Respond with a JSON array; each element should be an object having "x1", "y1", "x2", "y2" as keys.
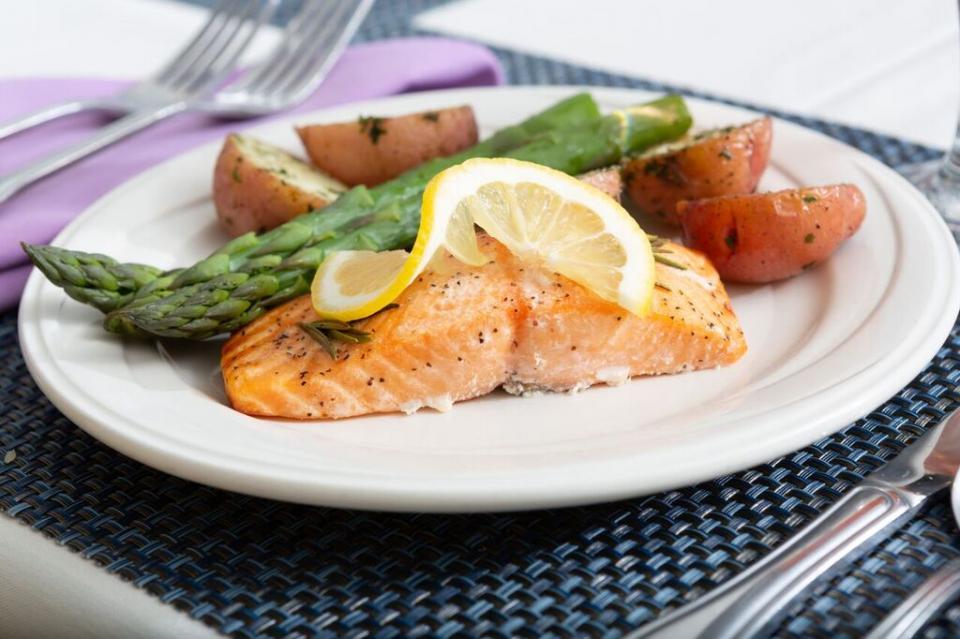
[
  {"x1": 299, "y1": 303, "x2": 398, "y2": 358},
  {"x1": 299, "y1": 320, "x2": 370, "y2": 359},
  {"x1": 654, "y1": 254, "x2": 687, "y2": 270},
  {"x1": 647, "y1": 234, "x2": 687, "y2": 270}
]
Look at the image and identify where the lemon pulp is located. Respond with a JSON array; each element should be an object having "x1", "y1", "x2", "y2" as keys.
[{"x1": 310, "y1": 158, "x2": 654, "y2": 321}]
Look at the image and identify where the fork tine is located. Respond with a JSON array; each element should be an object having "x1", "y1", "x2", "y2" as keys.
[
  {"x1": 190, "y1": 0, "x2": 374, "y2": 115},
  {"x1": 153, "y1": 0, "x2": 234, "y2": 86},
  {"x1": 272, "y1": 0, "x2": 372, "y2": 100},
  {"x1": 190, "y1": 0, "x2": 281, "y2": 91},
  {"x1": 176, "y1": 0, "x2": 272, "y2": 94},
  {"x1": 261, "y1": 0, "x2": 353, "y2": 95},
  {"x1": 163, "y1": 0, "x2": 260, "y2": 92},
  {"x1": 159, "y1": 0, "x2": 242, "y2": 89},
  {"x1": 232, "y1": 1, "x2": 334, "y2": 93},
  {"x1": 263, "y1": 1, "x2": 354, "y2": 95}
]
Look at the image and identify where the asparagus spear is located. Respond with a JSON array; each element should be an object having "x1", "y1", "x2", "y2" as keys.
[
  {"x1": 102, "y1": 95, "x2": 692, "y2": 339},
  {"x1": 23, "y1": 93, "x2": 603, "y2": 313},
  {"x1": 19, "y1": 243, "x2": 168, "y2": 313}
]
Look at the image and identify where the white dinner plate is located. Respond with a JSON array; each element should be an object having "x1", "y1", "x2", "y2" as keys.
[{"x1": 18, "y1": 86, "x2": 960, "y2": 512}]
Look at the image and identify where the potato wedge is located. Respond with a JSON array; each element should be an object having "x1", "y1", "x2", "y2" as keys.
[
  {"x1": 677, "y1": 184, "x2": 866, "y2": 283},
  {"x1": 296, "y1": 105, "x2": 478, "y2": 187},
  {"x1": 213, "y1": 134, "x2": 346, "y2": 237},
  {"x1": 578, "y1": 166, "x2": 623, "y2": 201},
  {"x1": 623, "y1": 117, "x2": 772, "y2": 226}
]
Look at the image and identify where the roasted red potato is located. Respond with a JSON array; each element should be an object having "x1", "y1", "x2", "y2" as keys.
[
  {"x1": 296, "y1": 105, "x2": 478, "y2": 187},
  {"x1": 578, "y1": 166, "x2": 623, "y2": 202},
  {"x1": 676, "y1": 184, "x2": 866, "y2": 283},
  {"x1": 213, "y1": 134, "x2": 346, "y2": 236},
  {"x1": 623, "y1": 117, "x2": 772, "y2": 225}
]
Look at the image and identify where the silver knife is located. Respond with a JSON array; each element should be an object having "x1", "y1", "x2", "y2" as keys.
[
  {"x1": 865, "y1": 557, "x2": 960, "y2": 639},
  {"x1": 630, "y1": 407, "x2": 960, "y2": 639}
]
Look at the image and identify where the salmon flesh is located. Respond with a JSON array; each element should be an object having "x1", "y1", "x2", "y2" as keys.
[{"x1": 222, "y1": 235, "x2": 747, "y2": 419}]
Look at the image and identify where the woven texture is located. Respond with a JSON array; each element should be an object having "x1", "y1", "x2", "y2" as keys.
[{"x1": 4, "y1": 1, "x2": 960, "y2": 637}]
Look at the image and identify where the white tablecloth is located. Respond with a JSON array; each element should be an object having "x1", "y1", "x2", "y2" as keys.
[{"x1": 2, "y1": 0, "x2": 957, "y2": 636}]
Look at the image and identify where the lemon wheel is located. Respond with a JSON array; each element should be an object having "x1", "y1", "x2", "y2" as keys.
[{"x1": 311, "y1": 158, "x2": 655, "y2": 321}]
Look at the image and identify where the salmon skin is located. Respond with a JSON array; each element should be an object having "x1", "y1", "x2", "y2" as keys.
[{"x1": 222, "y1": 235, "x2": 747, "y2": 419}]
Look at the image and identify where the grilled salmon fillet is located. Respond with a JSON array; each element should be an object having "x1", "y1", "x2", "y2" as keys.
[{"x1": 222, "y1": 235, "x2": 746, "y2": 419}]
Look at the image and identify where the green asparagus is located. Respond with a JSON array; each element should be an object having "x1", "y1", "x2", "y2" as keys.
[
  {"x1": 19, "y1": 243, "x2": 167, "y2": 313},
  {"x1": 100, "y1": 95, "x2": 692, "y2": 339},
  {"x1": 24, "y1": 93, "x2": 603, "y2": 313}
]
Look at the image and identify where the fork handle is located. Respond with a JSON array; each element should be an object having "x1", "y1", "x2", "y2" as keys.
[
  {"x1": 0, "y1": 102, "x2": 186, "y2": 204},
  {"x1": 0, "y1": 98, "x2": 122, "y2": 141},
  {"x1": 631, "y1": 483, "x2": 941, "y2": 639}
]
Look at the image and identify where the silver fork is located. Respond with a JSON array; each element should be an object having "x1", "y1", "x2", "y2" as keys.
[
  {"x1": 0, "y1": 0, "x2": 372, "y2": 205},
  {"x1": 0, "y1": 0, "x2": 275, "y2": 204},
  {"x1": 200, "y1": 0, "x2": 374, "y2": 117},
  {"x1": 0, "y1": 0, "x2": 271, "y2": 141}
]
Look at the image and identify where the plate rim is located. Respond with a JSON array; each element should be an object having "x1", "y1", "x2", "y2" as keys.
[{"x1": 18, "y1": 84, "x2": 960, "y2": 512}]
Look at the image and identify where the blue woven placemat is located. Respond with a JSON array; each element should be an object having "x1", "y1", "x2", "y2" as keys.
[{"x1": 3, "y1": 1, "x2": 960, "y2": 637}]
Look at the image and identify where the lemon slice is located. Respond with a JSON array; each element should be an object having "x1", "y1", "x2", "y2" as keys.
[
  {"x1": 311, "y1": 158, "x2": 655, "y2": 321},
  {"x1": 310, "y1": 182, "x2": 486, "y2": 322}
]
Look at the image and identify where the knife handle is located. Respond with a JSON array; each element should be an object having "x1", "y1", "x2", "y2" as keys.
[
  {"x1": 631, "y1": 483, "x2": 929, "y2": 639},
  {"x1": 865, "y1": 557, "x2": 960, "y2": 639}
]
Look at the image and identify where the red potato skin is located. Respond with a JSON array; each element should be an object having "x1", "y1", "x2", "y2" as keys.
[
  {"x1": 677, "y1": 185, "x2": 866, "y2": 283},
  {"x1": 623, "y1": 117, "x2": 772, "y2": 226},
  {"x1": 213, "y1": 134, "x2": 339, "y2": 236},
  {"x1": 297, "y1": 105, "x2": 479, "y2": 187}
]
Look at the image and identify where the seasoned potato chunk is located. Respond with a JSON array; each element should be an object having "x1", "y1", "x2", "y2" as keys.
[
  {"x1": 296, "y1": 105, "x2": 478, "y2": 187},
  {"x1": 624, "y1": 118, "x2": 772, "y2": 225},
  {"x1": 213, "y1": 133, "x2": 346, "y2": 236},
  {"x1": 677, "y1": 184, "x2": 866, "y2": 283}
]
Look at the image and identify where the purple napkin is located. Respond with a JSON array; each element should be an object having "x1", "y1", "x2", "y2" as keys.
[{"x1": 0, "y1": 37, "x2": 503, "y2": 311}]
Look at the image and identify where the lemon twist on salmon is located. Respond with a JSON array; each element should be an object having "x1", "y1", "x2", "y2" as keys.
[
  {"x1": 307, "y1": 158, "x2": 655, "y2": 324},
  {"x1": 221, "y1": 235, "x2": 746, "y2": 419}
]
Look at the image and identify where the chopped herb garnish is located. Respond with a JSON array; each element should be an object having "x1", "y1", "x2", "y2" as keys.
[
  {"x1": 642, "y1": 158, "x2": 686, "y2": 186},
  {"x1": 654, "y1": 254, "x2": 687, "y2": 270},
  {"x1": 718, "y1": 148, "x2": 733, "y2": 160},
  {"x1": 422, "y1": 111, "x2": 440, "y2": 122},
  {"x1": 643, "y1": 160, "x2": 663, "y2": 176},
  {"x1": 694, "y1": 125, "x2": 733, "y2": 141},
  {"x1": 804, "y1": 233, "x2": 815, "y2": 243},
  {"x1": 647, "y1": 234, "x2": 686, "y2": 270},
  {"x1": 358, "y1": 116, "x2": 387, "y2": 144},
  {"x1": 299, "y1": 303, "x2": 399, "y2": 358},
  {"x1": 724, "y1": 229, "x2": 738, "y2": 250},
  {"x1": 299, "y1": 321, "x2": 355, "y2": 359},
  {"x1": 231, "y1": 166, "x2": 242, "y2": 183},
  {"x1": 802, "y1": 194, "x2": 818, "y2": 204}
]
